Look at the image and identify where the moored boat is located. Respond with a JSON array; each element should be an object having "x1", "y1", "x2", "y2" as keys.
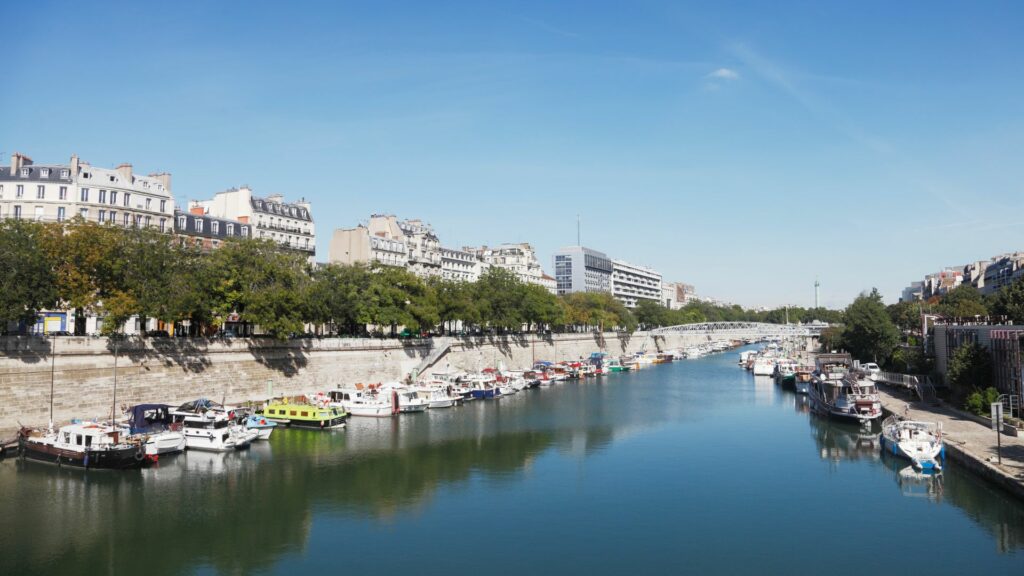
[
  {"x1": 261, "y1": 397, "x2": 349, "y2": 429},
  {"x1": 18, "y1": 422, "x2": 148, "y2": 469},
  {"x1": 123, "y1": 404, "x2": 187, "y2": 456},
  {"x1": 880, "y1": 416, "x2": 944, "y2": 473},
  {"x1": 329, "y1": 387, "x2": 399, "y2": 417}
]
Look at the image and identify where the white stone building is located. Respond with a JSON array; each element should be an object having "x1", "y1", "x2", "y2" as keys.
[
  {"x1": 397, "y1": 218, "x2": 442, "y2": 277},
  {"x1": 611, "y1": 259, "x2": 663, "y2": 308},
  {"x1": 0, "y1": 152, "x2": 173, "y2": 231},
  {"x1": 194, "y1": 186, "x2": 315, "y2": 262},
  {"x1": 329, "y1": 214, "x2": 411, "y2": 269},
  {"x1": 465, "y1": 243, "x2": 554, "y2": 293},
  {"x1": 441, "y1": 247, "x2": 488, "y2": 282}
]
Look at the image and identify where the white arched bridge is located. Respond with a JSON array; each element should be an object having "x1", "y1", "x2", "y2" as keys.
[{"x1": 649, "y1": 321, "x2": 827, "y2": 340}]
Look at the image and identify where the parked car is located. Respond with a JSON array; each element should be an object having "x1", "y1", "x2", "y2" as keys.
[
  {"x1": 47, "y1": 331, "x2": 73, "y2": 337},
  {"x1": 861, "y1": 362, "x2": 881, "y2": 380},
  {"x1": 145, "y1": 330, "x2": 171, "y2": 338}
]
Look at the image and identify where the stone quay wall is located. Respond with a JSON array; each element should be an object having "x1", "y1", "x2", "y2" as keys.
[{"x1": 0, "y1": 331, "x2": 717, "y2": 434}]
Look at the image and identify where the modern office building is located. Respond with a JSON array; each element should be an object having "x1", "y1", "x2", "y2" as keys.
[
  {"x1": 552, "y1": 246, "x2": 613, "y2": 295},
  {"x1": 611, "y1": 259, "x2": 662, "y2": 308}
]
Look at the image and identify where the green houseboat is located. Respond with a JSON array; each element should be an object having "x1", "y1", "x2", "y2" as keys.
[{"x1": 261, "y1": 398, "x2": 348, "y2": 430}]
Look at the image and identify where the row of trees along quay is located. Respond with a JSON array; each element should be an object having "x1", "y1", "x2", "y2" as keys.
[{"x1": 0, "y1": 218, "x2": 843, "y2": 339}]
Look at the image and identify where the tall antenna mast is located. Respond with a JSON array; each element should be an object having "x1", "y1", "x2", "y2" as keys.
[{"x1": 814, "y1": 278, "x2": 821, "y2": 309}]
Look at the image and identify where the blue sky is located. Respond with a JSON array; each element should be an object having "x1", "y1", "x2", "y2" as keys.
[{"x1": 5, "y1": 0, "x2": 1024, "y2": 308}]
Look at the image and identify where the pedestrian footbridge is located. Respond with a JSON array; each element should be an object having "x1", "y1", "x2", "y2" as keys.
[{"x1": 649, "y1": 321, "x2": 826, "y2": 340}]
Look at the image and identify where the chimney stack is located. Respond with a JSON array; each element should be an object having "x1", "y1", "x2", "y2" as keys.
[
  {"x1": 70, "y1": 154, "x2": 80, "y2": 177},
  {"x1": 116, "y1": 163, "x2": 133, "y2": 182},
  {"x1": 10, "y1": 152, "x2": 33, "y2": 173},
  {"x1": 148, "y1": 172, "x2": 172, "y2": 193}
]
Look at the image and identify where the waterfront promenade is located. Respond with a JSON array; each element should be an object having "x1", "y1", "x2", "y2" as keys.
[{"x1": 878, "y1": 386, "x2": 1024, "y2": 498}]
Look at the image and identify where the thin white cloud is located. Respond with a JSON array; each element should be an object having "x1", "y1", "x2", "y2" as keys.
[{"x1": 707, "y1": 67, "x2": 739, "y2": 80}]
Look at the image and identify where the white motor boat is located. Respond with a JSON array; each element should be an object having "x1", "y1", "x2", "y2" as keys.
[
  {"x1": 752, "y1": 356, "x2": 777, "y2": 376},
  {"x1": 808, "y1": 374, "x2": 884, "y2": 425},
  {"x1": 880, "y1": 416, "x2": 944, "y2": 473},
  {"x1": 122, "y1": 404, "x2": 187, "y2": 457},
  {"x1": 379, "y1": 384, "x2": 430, "y2": 412},
  {"x1": 328, "y1": 388, "x2": 398, "y2": 417},
  {"x1": 416, "y1": 384, "x2": 459, "y2": 409},
  {"x1": 171, "y1": 400, "x2": 256, "y2": 452}
]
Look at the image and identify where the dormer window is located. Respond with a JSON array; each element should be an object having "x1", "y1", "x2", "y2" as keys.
[
  {"x1": 41, "y1": 168, "x2": 50, "y2": 178},
  {"x1": 227, "y1": 223, "x2": 234, "y2": 236},
  {"x1": 241, "y1": 226, "x2": 249, "y2": 236},
  {"x1": 211, "y1": 221, "x2": 219, "y2": 235},
  {"x1": 178, "y1": 215, "x2": 186, "y2": 230},
  {"x1": 109, "y1": 175, "x2": 116, "y2": 183},
  {"x1": 60, "y1": 169, "x2": 70, "y2": 178},
  {"x1": 20, "y1": 168, "x2": 29, "y2": 177},
  {"x1": 195, "y1": 218, "x2": 204, "y2": 233}
]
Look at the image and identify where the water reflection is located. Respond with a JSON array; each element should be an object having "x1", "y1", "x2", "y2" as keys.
[{"x1": 1, "y1": 351, "x2": 1023, "y2": 575}]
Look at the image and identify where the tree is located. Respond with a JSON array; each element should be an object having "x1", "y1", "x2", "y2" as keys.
[
  {"x1": 520, "y1": 283, "x2": 564, "y2": 332},
  {"x1": 887, "y1": 300, "x2": 926, "y2": 334},
  {"x1": 474, "y1": 268, "x2": 526, "y2": 332},
  {"x1": 209, "y1": 238, "x2": 310, "y2": 339},
  {"x1": 947, "y1": 342, "x2": 993, "y2": 405},
  {"x1": 364, "y1": 264, "x2": 437, "y2": 336},
  {"x1": 306, "y1": 263, "x2": 373, "y2": 335},
  {"x1": 991, "y1": 275, "x2": 1024, "y2": 324},
  {"x1": 429, "y1": 277, "x2": 480, "y2": 335},
  {"x1": 841, "y1": 288, "x2": 900, "y2": 363},
  {"x1": 634, "y1": 300, "x2": 672, "y2": 328},
  {"x1": 0, "y1": 220, "x2": 58, "y2": 331},
  {"x1": 936, "y1": 285, "x2": 988, "y2": 319}
]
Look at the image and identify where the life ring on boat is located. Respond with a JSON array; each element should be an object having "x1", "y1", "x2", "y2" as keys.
[{"x1": 134, "y1": 450, "x2": 145, "y2": 462}]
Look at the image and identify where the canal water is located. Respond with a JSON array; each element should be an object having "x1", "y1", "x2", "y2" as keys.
[{"x1": 2, "y1": 346, "x2": 1023, "y2": 575}]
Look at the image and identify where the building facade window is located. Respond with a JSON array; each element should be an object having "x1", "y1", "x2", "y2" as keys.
[
  {"x1": 241, "y1": 226, "x2": 249, "y2": 237},
  {"x1": 13, "y1": 206, "x2": 22, "y2": 219},
  {"x1": 99, "y1": 210, "x2": 106, "y2": 223},
  {"x1": 61, "y1": 169, "x2": 69, "y2": 178},
  {"x1": 99, "y1": 189, "x2": 107, "y2": 204},
  {"x1": 159, "y1": 199, "x2": 166, "y2": 213},
  {"x1": 145, "y1": 198, "x2": 151, "y2": 210},
  {"x1": 57, "y1": 207, "x2": 66, "y2": 222},
  {"x1": 177, "y1": 215, "x2": 186, "y2": 229},
  {"x1": 159, "y1": 218, "x2": 166, "y2": 232},
  {"x1": 110, "y1": 190, "x2": 118, "y2": 205},
  {"x1": 16, "y1": 185, "x2": 24, "y2": 198},
  {"x1": 211, "y1": 221, "x2": 219, "y2": 235},
  {"x1": 20, "y1": 168, "x2": 29, "y2": 177},
  {"x1": 145, "y1": 216, "x2": 151, "y2": 227},
  {"x1": 41, "y1": 168, "x2": 50, "y2": 178},
  {"x1": 36, "y1": 185, "x2": 45, "y2": 199},
  {"x1": 59, "y1": 186, "x2": 67, "y2": 200},
  {"x1": 109, "y1": 210, "x2": 117, "y2": 224},
  {"x1": 123, "y1": 193, "x2": 131, "y2": 207},
  {"x1": 123, "y1": 213, "x2": 130, "y2": 227},
  {"x1": 80, "y1": 188, "x2": 89, "y2": 202},
  {"x1": 134, "y1": 215, "x2": 142, "y2": 228},
  {"x1": 226, "y1": 223, "x2": 234, "y2": 236},
  {"x1": 80, "y1": 208, "x2": 88, "y2": 219},
  {"x1": 195, "y1": 218, "x2": 204, "y2": 233},
  {"x1": 34, "y1": 206, "x2": 43, "y2": 221}
]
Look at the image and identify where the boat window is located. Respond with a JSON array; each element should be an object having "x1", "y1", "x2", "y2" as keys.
[
  {"x1": 289, "y1": 410, "x2": 297, "y2": 416},
  {"x1": 214, "y1": 420, "x2": 229, "y2": 429},
  {"x1": 62, "y1": 433, "x2": 70, "y2": 443},
  {"x1": 301, "y1": 411, "x2": 309, "y2": 417},
  {"x1": 319, "y1": 412, "x2": 328, "y2": 418},
  {"x1": 84, "y1": 436, "x2": 92, "y2": 447},
  {"x1": 75, "y1": 434, "x2": 83, "y2": 446}
]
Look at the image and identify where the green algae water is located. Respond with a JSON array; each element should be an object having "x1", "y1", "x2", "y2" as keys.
[{"x1": 1, "y1": 347, "x2": 1023, "y2": 575}]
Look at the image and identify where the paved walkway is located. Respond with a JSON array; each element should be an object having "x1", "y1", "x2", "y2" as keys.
[{"x1": 877, "y1": 386, "x2": 1024, "y2": 494}]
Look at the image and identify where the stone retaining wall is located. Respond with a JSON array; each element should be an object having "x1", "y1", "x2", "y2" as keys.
[{"x1": 0, "y1": 331, "x2": 717, "y2": 433}]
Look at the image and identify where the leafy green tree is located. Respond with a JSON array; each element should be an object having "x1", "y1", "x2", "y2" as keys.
[
  {"x1": 634, "y1": 300, "x2": 671, "y2": 328},
  {"x1": 991, "y1": 275, "x2": 1024, "y2": 324},
  {"x1": 560, "y1": 292, "x2": 635, "y2": 332},
  {"x1": 474, "y1": 268, "x2": 526, "y2": 332},
  {"x1": 209, "y1": 238, "x2": 310, "y2": 339},
  {"x1": 841, "y1": 288, "x2": 900, "y2": 363},
  {"x1": 429, "y1": 278, "x2": 480, "y2": 335},
  {"x1": 0, "y1": 219, "x2": 58, "y2": 331},
  {"x1": 886, "y1": 300, "x2": 927, "y2": 334},
  {"x1": 364, "y1": 264, "x2": 438, "y2": 336},
  {"x1": 520, "y1": 283, "x2": 564, "y2": 332},
  {"x1": 937, "y1": 285, "x2": 988, "y2": 319},
  {"x1": 305, "y1": 263, "x2": 373, "y2": 335},
  {"x1": 947, "y1": 342, "x2": 993, "y2": 400}
]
